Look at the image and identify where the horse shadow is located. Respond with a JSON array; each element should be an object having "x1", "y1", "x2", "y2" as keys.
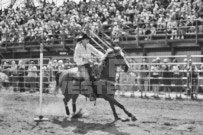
[{"x1": 52, "y1": 117, "x2": 130, "y2": 135}]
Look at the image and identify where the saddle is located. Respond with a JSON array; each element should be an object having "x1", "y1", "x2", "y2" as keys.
[{"x1": 74, "y1": 63, "x2": 103, "y2": 97}]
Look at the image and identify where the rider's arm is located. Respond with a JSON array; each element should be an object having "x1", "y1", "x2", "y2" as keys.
[{"x1": 87, "y1": 43, "x2": 104, "y2": 58}]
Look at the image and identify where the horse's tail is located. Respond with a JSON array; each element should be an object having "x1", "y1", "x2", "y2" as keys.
[
  {"x1": 54, "y1": 71, "x2": 62, "y2": 94},
  {"x1": 55, "y1": 71, "x2": 61, "y2": 86}
]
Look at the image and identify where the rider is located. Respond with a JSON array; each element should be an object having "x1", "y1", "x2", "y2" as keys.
[{"x1": 73, "y1": 33, "x2": 106, "y2": 101}]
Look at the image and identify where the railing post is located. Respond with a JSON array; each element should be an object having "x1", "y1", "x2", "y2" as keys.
[
  {"x1": 119, "y1": 23, "x2": 122, "y2": 42},
  {"x1": 100, "y1": 23, "x2": 103, "y2": 40},
  {"x1": 23, "y1": 29, "x2": 25, "y2": 50},
  {"x1": 196, "y1": 19, "x2": 198, "y2": 44},
  {"x1": 62, "y1": 26, "x2": 65, "y2": 48},
  {"x1": 73, "y1": 30, "x2": 76, "y2": 48},
  {"x1": 137, "y1": 22, "x2": 139, "y2": 46},
  {"x1": 5, "y1": 32, "x2": 8, "y2": 49},
  {"x1": 42, "y1": 28, "x2": 45, "y2": 47},
  {"x1": 165, "y1": 21, "x2": 168, "y2": 45},
  {"x1": 110, "y1": 24, "x2": 113, "y2": 42}
]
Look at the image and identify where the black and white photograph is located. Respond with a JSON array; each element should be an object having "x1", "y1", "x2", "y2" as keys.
[{"x1": 0, "y1": 0, "x2": 203, "y2": 135}]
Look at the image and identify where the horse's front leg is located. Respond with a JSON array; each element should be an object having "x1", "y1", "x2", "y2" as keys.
[
  {"x1": 106, "y1": 96, "x2": 137, "y2": 121},
  {"x1": 109, "y1": 101, "x2": 120, "y2": 121},
  {"x1": 63, "y1": 96, "x2": 71, "y2": 116},
  {"x1": 114, "y1": 98, "x2": 137, "y2": 121}
]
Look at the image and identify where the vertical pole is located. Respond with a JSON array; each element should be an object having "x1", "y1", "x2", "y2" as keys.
[
  {"x1": 39, "y1": 43, "x2": 43, "y2": 116},
  {"x1": 165, "y1": 22, "x2": 168, "y2": 45},
  {"x1": 34, "y1": 43, "x2": 48, "y2": 122},
  {"x1": 149, "y1": 61, "x2": 151, "y2": 95},
  {"x1": 195, "y1": 20, "x2": 198, "y2": 44},
  {"x1": 62, "y1": 26, "x2": 65, "y2": 48},
  {"x1": 137, "y1": 22, "x2": 139, "y2": 46},
  {"x1": 201, "y1": 47, "x2": 203, "y2": 62}
]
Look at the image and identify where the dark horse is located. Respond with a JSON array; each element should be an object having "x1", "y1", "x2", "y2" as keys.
[{"x1": 54, "y1": 47, "x2": 137, "y2": 121}]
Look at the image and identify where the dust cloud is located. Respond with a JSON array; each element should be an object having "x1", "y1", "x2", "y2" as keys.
[
  {"x1": 0, "y1": 97, "x2": 4, "y2": 114},
  {"x1": 35, "y1": 101, "x2": 90, "y2": 118},
  {"x1": 35, "y1": 102, "x2": 65, "y2": 116}
]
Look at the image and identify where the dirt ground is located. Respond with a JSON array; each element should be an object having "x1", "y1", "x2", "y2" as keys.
[{"x1": 0, "y1": 91, "x2": 203, "y2": 135}]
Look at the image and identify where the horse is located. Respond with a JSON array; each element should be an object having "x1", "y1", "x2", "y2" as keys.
[{"x1": 54, "y1": 47, "x2": 137, "y2": 121}]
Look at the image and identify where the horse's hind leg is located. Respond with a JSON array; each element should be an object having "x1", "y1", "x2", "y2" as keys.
[
  {"x1": 72, "y1": 94, "x2": 79, "y2": 114},
  {"x1": 63, "y1": 95, "x2": 71, "y2": 116}
]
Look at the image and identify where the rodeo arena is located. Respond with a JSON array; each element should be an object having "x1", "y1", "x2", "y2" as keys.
[{"x1": 1, "y1": 0, "x2": 203, "y2": 135}]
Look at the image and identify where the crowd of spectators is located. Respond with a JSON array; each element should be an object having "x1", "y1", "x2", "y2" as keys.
[{"x1": 0, "y1": 0, "x2": 203, "y2": 46}]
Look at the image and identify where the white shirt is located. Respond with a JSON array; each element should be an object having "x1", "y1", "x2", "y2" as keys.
[
  {"x1": 151, "y1": 66, "x2": 159, "y2": 76},
  {"x1": 172, "y1": 65, "x2": 180, "y2": 75},
  {"x1": 74, "y1": 42, "x2": 104, "y2": 66}
]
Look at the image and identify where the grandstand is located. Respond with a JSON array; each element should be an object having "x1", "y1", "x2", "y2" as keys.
[{"x1": 0, "y1": 0, "x2": 202, "y2": 60}]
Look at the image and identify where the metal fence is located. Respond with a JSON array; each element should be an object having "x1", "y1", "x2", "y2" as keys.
[{"x1": 0, "y1": 55, "x2": 203, "y2": 100}]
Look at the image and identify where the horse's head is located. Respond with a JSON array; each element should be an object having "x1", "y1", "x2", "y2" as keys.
[
  {"x1": 101, "y1": 46, "x2": 129, "y2": 79},
  {"x1": 107, "y1": 46, "x2": 129, "y2": 71}
]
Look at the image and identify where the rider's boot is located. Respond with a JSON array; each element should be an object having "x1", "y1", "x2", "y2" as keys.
[
  {"x1": 89, "y1": 93, "x2": 96, "y2": 101},
  {"x1": 89, "y1": 83, "x2": 97, "y2": 101}
]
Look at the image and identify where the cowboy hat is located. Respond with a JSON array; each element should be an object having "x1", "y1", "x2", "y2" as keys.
[{"x1": 76, "y1": 33, "x2": 90, "y2": 42}]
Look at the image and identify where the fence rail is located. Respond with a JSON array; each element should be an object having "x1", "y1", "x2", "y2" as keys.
[{"x1": 0, "y1": 55, "x2": 203, "y2": 99}]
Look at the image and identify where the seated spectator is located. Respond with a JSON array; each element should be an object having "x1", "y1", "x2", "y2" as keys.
[
  {"x1": 157, "y1": 14, "x2": 165, "y2": 30},
  {"x1": 144, "y1": 23, "x2": 152, "y2": 40},
  {"x1": 150, "y1": 23, "x2": 156, "y2": 36},
  {"x1": 178, "y1": 18, "x2": 186, "y2": 39},
  {"x1": 111, "y1": 22, "x2": 121, "y2": 42},
  {"x1": 171, "y1": 21, "x2": 178, "y2": 39}
]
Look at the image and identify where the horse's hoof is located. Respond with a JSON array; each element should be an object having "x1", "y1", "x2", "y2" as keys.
[
  {"x1": 131, "y1": 116, "x2": 137, "y2": 121},
  {"x1": 121, "y1": 118, "x2": 130, "y2": 122},
  {"x1": 71, "y1": 109, "x2": 83, "y2": 119},
  {"x1": 114, "y1": 117, "x2": 121, "y2": 121}
]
